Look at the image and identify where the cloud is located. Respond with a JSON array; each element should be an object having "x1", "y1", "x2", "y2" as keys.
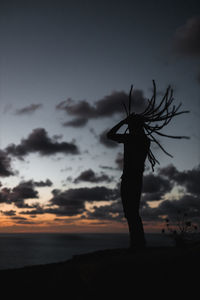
[
  {"x1": 5, "y1": 128, "x2": 79, "y2": 158},
  {"x1": 0, "y1": 210, "x2": 16, "y2": 216},
  {"x1": 20, "y1": 205, "x2": 46, "y2": 216},
  {"x1": 48, "y1": 184, "x2": 120, "y2": 217},
  {"x1": 10, "y1": 216, "x2": 36, "y2": 224},
  {"x1": 50, "y1": 186, "x2": 118, "y2": 205},
  {"x1": 22, "y1": 186, "x2": 119, "y2": 217},
  {"x1": 74, "y1": 169, "x2": 114, "y2": 184},
  {"x1": 56, "y1": 89, "x2": 146, "y2": 126},
  {"x1": 34, "y1": 179, "x2": 53, "y2": 187},
  {"x1": 142, "y1": 193, "x2": 200, "y2": 223},
  {"x1": 142, "y1": 173, "x2": 173, "y2": 202},
  {"x1": 99, "y1": 165, "x2": 116, "y2": 171},
  {"x1": 62, "y1": 117, "x2": 88, "y2": 127},
  {"x1": 174, "y1": 16, "x2": 200, "y2": 56},
  {"x1": 0, "y1": 188, "x2": 11, "y2": 204},
  {"x1": 2, "y1": 164, "x2": 197, "y2": 226},
  {"x1": 0, "y1": 180, "x2": 39, "y2": 208},
  {"x1": 158, "y1": 163, "x2": 200, "y2": 195},
  {"x1": 86, "y1": 201, "x2": 124, "y2": 222},
  {"x1": 9, "y1": 181, "x2": 39, "y2": 208},
  {"x1": 158, "y1": 195, "x2": 200, "y2": 218},
  {"x1": 141, "y1": 164, "x2": 200, "y2": 223},
  {"x1": 15, "y1": 104, "x2": 43, "y2": 115},
  {"x1": 49, "y1": 165, "x2": 200, "y2": 224},
  {"x1": 158, "y1": 164, "x2": 178, "y2": 178},
  {"x1": 0, "y1": 150, "x2": 15, "y2": 177},
  {"x1": 3, "y1": 163, "x2": 198, "y2": 226},
  {"x1": 0, "y1": 179, "x2": 52, "y2": 208}
]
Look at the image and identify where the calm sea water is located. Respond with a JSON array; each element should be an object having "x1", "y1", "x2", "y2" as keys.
[{"x1": 0, "y1": 233, "x2": 173, "y2": 270}]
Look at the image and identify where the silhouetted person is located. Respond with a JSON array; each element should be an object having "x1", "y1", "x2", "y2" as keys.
[
  {"x1": 107, "y1": 114, "x2": 150, "y2": 248},
  {"x1": 107, "y1": 81, "x2": 189, "y2": 249}
]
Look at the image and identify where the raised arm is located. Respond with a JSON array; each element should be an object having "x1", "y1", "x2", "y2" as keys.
[{"x1": 107, "y1": 119, "x2": 127, "y2": 143}]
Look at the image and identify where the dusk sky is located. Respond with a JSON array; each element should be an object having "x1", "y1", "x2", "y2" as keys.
[{"x1": 0, "y1": 0, "x2": 200, "y2": 233}]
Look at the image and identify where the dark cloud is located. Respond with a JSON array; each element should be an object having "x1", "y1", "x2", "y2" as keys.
[
  {"x1": 141, "y1": 164, "x2": 200, "y2": 223},
  {"x1": 142, "y1": 173, "x2": 173, "y2": 202},
  {"x1": 174, "y1": 16, "x2": 200, "y2": 57},
  {"x1": 20, "y1": 205, "x2": 46, "y2": 216},
  {"x1": 3, "y1": 163, "x2": 199, "y2": 226},
  {"x1": 5, "y1": 128, "x2": 79, "y2": 158},
  {"x1": 86, "y1": 201, "x2": 124, "y2": 222},
  {"x1": 22, "y1": 186, "x2": 119, "y2": 217},
  {"x1": 158, "y1": 164, "x2": 178, "y2": 178},
  {"x1": 0, "y1": 210, "x2": 16, "y2": 216},
  {"x1": 74, "y1": 169, "x2": 113, "y2": 184},
  {"x1": 173, "y1": 16, "x2": 200, "y2": 84},
  {"x1": 3, "y1": 179, "x2": 52, "y2": 207},
  {"x1": 0, "y1": 150, "x2": 15, "y2": 177},
  {"x1": 10, "y1": 181, "x2": 39, "y2": 208},
  {"x1": 0, "y1": 188, "x2": 11, "y2": 204},
  {"x1": 99, "y1": 129, "x2": 119, "y2": 148},
  {"x1": 56, "y1": 89, "x2": 146, "y2": 126},
  {"x1": 142, "y1": 193, "x2": 200, "y2": 223},
  {"x1": 158, "y1": 164, "x2": 200, "y2": 195},
  {"x1": 62, "y1": 117, "x2": 88, "y2": 127},
  {"x1": 99, "y1": 165, "x2": 116, "y2": 171},
  {"x1": 158, "y1": 195, "x2": 198, "y2": 218},
  {"x1": 173, "y1": 167, "x2": 200, "y2": 196},
  {"x1": 0, "y1": 180, "x2": 39, "y2": 208},
  {"x1": 15, "y1": 104, "x2": 43, "y2": 115},
  {"x1": 141, "y1": 163, "x2": 200, "y2": 222},
  {"x1": 12, "y1": 181, "x2": 38, "y2": 198},
  {"x1": 140, "y1": 203, "x2": 162, "y2": 222},
  {"x1": 50, "y1": 186, "x2": 118, "y2": 205},
  {"x1": 34, "y1": 179, "x2": 53, "y2": 187},
  {"x1": 78, "y1": 164, "x2": 198, "y2": 223},
  {"x1": 11, "y1": 216, "x2": 36, "y2": 224}
]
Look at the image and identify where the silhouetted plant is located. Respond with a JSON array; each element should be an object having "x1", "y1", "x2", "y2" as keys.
[{"x1": 162, "y1": 212, "x2": 198, "y2": 247}]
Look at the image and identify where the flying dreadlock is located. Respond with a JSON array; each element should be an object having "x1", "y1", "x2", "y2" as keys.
[{"x1": 122, "y1": 80, "x2": 190, "y2": 171}]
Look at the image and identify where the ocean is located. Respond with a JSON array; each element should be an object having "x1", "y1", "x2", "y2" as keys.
[{"x1": 0, "y1": 233, "x2": 174, "y2": 270}]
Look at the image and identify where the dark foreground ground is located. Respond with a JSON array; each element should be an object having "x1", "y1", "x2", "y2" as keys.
[{"x1": 0, "y1": 245, "x2": 199, "y2": 298}]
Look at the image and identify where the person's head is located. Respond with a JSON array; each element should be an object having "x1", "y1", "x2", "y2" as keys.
[{"x1": 127, "y1": 114, "x2": 145, "y2": 133}]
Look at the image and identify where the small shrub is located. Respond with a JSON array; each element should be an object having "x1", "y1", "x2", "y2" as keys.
[{"x1": 162, "y1": 212, "x2": 198, "y2": 247}]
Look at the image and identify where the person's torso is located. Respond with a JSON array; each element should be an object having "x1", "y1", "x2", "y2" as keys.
[{"x1": 122, "y1": 133, "x2": 150, "y2": 176}]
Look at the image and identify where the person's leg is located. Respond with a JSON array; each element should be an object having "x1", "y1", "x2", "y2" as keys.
[
  {"x1": 121, "y1": 177, "x2": 145, "y2": 248},
  {"x1": 127, "y1": 214, "x2": 146, "y2": 248}
]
